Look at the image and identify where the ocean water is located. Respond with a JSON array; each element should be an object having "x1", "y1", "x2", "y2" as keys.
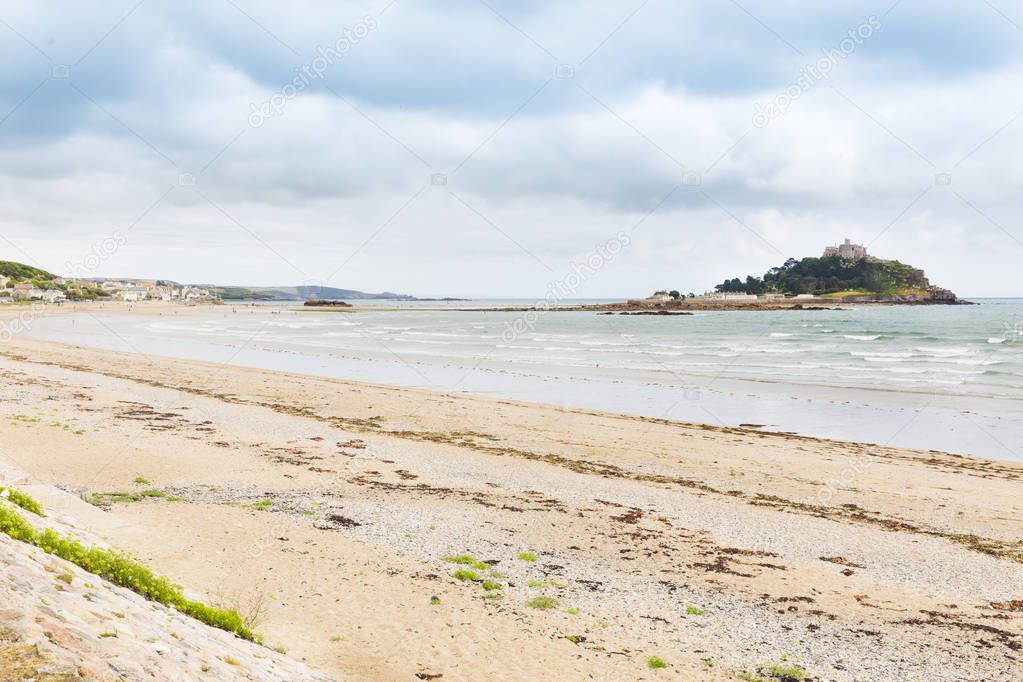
[{"x1": 21, "y1": 299, "x2": 1023, "y2": 461}]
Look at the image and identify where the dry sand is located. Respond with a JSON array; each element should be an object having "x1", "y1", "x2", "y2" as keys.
[{"x1": 0, "y1": 304, "x2": 1020, "y2": 680}]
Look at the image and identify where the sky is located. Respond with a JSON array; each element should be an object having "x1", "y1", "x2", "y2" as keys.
[{"x1": 1, "y1": 0, "x2": 1022, "y2": 298}]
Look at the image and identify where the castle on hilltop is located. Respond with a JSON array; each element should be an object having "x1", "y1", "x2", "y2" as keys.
[{"x1": 823, "y1": 238, "x2": 867, "y2": 261}]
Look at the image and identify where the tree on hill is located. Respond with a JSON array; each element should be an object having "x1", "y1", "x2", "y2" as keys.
[{"x1": 714, "y1": 255, "x2": 932, "y2": 296}]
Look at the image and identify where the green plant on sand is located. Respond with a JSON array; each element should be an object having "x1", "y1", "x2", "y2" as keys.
[
  {"x1": 442, "y1": 553, "x2": 489, "y2": 570},
  {"x1": 526, "y1": 596, "x2": 558, "y2": 610},
  {"x1": 761, "y1": 663, "x2": 806, "y2": 681}
]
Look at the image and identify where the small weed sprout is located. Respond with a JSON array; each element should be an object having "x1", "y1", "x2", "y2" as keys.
[{"x1": 526, "y1": 596, "x2": 558, "y2": 610}]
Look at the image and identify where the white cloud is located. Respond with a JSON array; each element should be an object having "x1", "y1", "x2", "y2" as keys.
[{"x1": 0, "y1": 1, "x2": 1021, "y2": 296}]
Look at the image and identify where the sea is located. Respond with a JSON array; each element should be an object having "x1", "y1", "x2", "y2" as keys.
[{"x1": 20, "y1": 298, "x2": 1023, "y2": 462}]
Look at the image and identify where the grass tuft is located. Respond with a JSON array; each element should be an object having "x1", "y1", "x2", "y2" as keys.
[
  {"x1": 647, "y1": 656, "x2": 667, "y2": 669},
  {"x1": 526, "y1": 596, "x2": 558, "y2": 610},
  {"x1": 133, "y1": 476, "x2": 150, "y2": 485},
  {"x1": 517, "y1": 551, "x2": 538, "y2": 562},
  {"x1": 686, "y1": 605, "x2": 705, "y2": 616},
  {"x1": 452, "y1": 569, "x2": 480, "y2": 582},
  {"x1": 0, "y1": 487, "x2": 45, "y2": 517},
  {"x1": 442, "y1": 553, "x2": 489, "y2": 570},
  {"x1": 761, "y1": 664, "x2": 806, "y2": 681}
]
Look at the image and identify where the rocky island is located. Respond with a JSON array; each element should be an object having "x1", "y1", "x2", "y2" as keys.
[{"x1": 589, "y1": 239, "x2": 969, "y2": 312}]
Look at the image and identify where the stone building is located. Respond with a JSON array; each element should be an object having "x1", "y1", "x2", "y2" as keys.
[{"x1": 823, "y1": 238, "x2": 867, "y2": 260}]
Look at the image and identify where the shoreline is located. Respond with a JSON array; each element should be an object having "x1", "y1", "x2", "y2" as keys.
[
  {"x1": 12, "y1": 303, "x2": 1023, "y2": 461},
  {"x1": 0, "y1": 332, "x2": 1021, "y2": 679}
]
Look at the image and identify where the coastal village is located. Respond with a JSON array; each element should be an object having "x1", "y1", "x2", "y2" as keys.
[{"x1": 0, "y1": 277, "x2": 216, "y2": 305}]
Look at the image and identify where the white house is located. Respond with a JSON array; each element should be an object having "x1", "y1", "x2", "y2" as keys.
[
  {"x1": 700, "y1": 292, "x2": 759, "y2": 302},
  {"x1": 12, "y1": 284, "x2": 44, "y2": 301},
  {"x1": 121, "y1": 287, "x2": 148, "y2": 302}
]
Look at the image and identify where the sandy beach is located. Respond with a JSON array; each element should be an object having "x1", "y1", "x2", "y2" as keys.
[{"x1": 1, "y1": 304, "x2": 1021, "y2": 680}]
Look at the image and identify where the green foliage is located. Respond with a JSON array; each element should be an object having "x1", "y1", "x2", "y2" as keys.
[
  {"x1": 762, "y1": 664, "x2": 806, "y2": 681},
  {"x1": 0, "y1": 487, "x2": 45, "y2": 516},
  {"x1": 88, "y1": 491, "x2": 142, "y2": 506},
  {"x1": 480, "y1": 579, "x2": 503, "y2": 591},
  {"x1": 647, "y1": 656, "x2": 667, "y2": 669},
  {"x1": 442, "y1": 553, "x2": 489, "y2": 570},
  {"x1": 134, "y1": 476, "x2": 150, "y2": 485},
  {"x1": 0, "y1": 261, "x2": 57, "y2": 283},
  {"x1": 686, "y1": 605, "x2": 705, "y2": 616},
  {"x1": 517, "y1": 551, "x2": 537, "y2": 562},
  {"x1": 452, "y1": 569, "x2": 480, "y2": 582},
  {"x1": 0, "y1": 502, "x2": 254, "y2": 640},
  {"x1": 714, "y1": 255, "x2": 930, "y2": 297},
  {"x1": 429, "y1": 596, "x2": 441, "y2": 606},
  {"x1": 526, "y1": 596, "x2": 558, "y2": 610}
]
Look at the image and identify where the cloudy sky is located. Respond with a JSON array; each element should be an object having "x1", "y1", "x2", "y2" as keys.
[{"x1": 1, "y1": 0, "x2": 1021, "y2": 297}]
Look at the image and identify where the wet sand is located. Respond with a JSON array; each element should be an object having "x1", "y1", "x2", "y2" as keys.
[{"x1": 0, "y1": 306, "x2": 1020, "y2": 680}]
